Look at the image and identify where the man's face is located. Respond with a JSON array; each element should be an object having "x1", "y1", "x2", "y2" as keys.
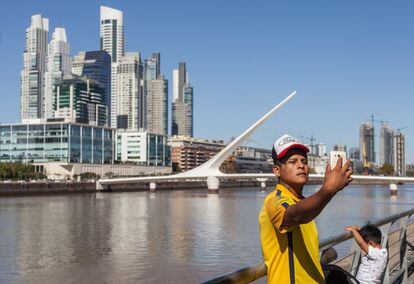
[{"x1": 273, "y1": 149, "x2": 309, "y2": 187}]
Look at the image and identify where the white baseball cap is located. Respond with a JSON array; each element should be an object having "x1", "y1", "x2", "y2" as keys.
[{"x1": 272, "y1": 134, "x2": 309, "y2": 159}]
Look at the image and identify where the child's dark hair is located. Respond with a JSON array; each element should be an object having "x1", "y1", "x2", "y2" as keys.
[{"x1": 359, "y1": 223, "x2": 382, "y2": 244}]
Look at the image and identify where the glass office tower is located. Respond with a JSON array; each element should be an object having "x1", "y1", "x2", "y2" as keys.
[{"x1": 0, "y1": 122, "x2": 113, "y2": 164}]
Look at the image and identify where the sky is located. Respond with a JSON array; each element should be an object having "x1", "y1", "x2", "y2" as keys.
[{"x1": 0, "y1": 0, "x2": 413, "y2": 163}]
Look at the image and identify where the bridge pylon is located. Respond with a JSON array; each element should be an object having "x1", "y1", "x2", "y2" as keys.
[
  {"x1": 256, "y1": 178, "x2": 269, "y2": 188},
  {"x1": 149, "y1": 182, "x2": 157, "y2": 192},
  {"x1": 207, "y1": 176, "x2": 220, "y2": 193},
  {"x1": 390, "y1": 183, "x2": 398, "y2": 196}
]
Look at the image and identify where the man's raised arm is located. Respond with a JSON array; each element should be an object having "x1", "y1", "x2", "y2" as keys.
[{"x1": 281, "y1": 158, "x2": 353, "y2": 230}]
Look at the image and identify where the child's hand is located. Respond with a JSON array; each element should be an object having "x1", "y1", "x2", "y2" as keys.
[
  {"x1": 344, "y1": 225, "x2": 369, "y2": 253},
  {"x1": 344, "y1": 225, "x2": 360, "y2": 231}
]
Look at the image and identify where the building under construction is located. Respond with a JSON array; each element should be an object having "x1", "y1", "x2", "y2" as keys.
[{"x1": 359, "y1": 122, "x2": 375, "y2": 167}]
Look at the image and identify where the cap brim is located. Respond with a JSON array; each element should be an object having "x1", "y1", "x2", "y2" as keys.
[{"x1": 277, "y1": 144, "x2": 309, "y2": 159}]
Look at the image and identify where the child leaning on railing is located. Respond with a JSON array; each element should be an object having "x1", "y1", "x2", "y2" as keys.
[{"x1": 345, "y1": 223, "x2": 388, "y2": 284}]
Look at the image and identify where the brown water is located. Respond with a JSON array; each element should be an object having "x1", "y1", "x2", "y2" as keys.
[{"x1": 1, "y1": 184, "x2": 414, "y2": 283}]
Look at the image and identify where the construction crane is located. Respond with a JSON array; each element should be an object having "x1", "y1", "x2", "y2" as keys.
[
  {"x1": 299, "y1": 135, "x2": 318, "y2": 171},
  {"x1": 396, "y1": 127, "x2": 407, "y2": 133},
  {"x1": 300, "y1": 135, "x2": 317, "y2": 156}
]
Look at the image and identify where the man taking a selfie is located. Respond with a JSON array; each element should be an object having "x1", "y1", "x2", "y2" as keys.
[{"x1": 259, "y1": 134, "x2": 353, "y2": 283}]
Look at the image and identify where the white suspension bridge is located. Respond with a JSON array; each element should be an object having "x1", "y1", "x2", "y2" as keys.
[{"x1": 97, "y1": 91, "x2": 414, "y2": 192}]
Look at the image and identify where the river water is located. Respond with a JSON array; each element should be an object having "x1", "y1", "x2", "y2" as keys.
[{"x1": 1, "y1": 184, "x2": 414, "y2": 283}]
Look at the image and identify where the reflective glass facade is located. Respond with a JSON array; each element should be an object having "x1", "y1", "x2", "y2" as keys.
[
  {"x1": 115, "y1": 131, "x2": 170, "y2": 166},
  {"x1": 171, "y1": 62, "x2": 193, "y2": 137},
  {"x1": 55, "y1": 76, "x2": 108, "y2": 127},
  {"x1": 0, "y1": 122, "x2": 114, "y2": 164}
]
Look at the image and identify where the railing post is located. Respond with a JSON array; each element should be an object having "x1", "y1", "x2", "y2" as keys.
[
  {"x1": 399, "y1": 216, "x2": 409, "y2": 284},
  {"x1": 349, "y1": 240, "x2": 361, "y2": 276},
  {"x1": 380, "y1": 223, "x2": 392, "y2": 284}
]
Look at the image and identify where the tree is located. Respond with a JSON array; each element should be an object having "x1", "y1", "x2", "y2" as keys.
[
  {"x1": 104, "y1": 172, "x2": 115, "y2": 179},
  {"x1": 379, "y1": 163, "x2": 394, "y2": 176},
  {"x1": 0, "y1": 162, "x2": 41, "y2": 180},
  {"x1": 172, "y1": 163, "x2": 182, "y2": 173},
  {"x1": 79, "y1": 172, "x2": 100, "y2": 181}
]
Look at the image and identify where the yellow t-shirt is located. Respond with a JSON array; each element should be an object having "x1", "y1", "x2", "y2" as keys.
[{"x1": 259, "y1": 184, "x2": 325, "y2": 284}]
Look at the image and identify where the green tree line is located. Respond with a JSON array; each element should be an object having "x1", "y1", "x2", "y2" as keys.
[{"x1": 0, "y1": 163, "x2": 46, "y2": 180}]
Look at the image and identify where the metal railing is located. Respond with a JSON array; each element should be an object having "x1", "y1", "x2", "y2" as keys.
[{"x1": 203, "y1": 208, "x2": 414, "y2": 284}]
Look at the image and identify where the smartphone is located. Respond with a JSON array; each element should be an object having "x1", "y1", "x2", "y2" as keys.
[{"x1": 330, "y1": 151, "x2": 347, "y2": 169}]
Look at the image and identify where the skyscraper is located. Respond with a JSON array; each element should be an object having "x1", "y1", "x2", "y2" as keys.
[
  {"x1": 316, "y1": 143, "x2": 327, "y2": 157},
  {"x1": 173, "y1": 62, "x2": 186, "y2": 103},
  {"x1": 100, "y1": 6, "x2": 124, "y2": 63},
  {"x1": 333, "y1": 144, "x2": 347, "y2": 153},
  {"x1": 359, "y1": 122, "x2": 375, "y2": 166},
  {"x1": 144, "y1": 52, "x2": 160, "y2": 80},
  {"x1": 349, "y1": 147, "x2": 360, "y2": 161},
  {"x1": 146, "y1": 77, "x2": 168, "y2": 135},
  {"x1": 393, "y1": 131, "x2": 405, "y2": 176},
  {"x1": 20, "y1": 14, "x2": 49, "y2": 120},
  {"x1": 172, "y1": 62, "x2": 194, "y2": 137},
  {"x1": 142, "y1": 53, "x2": 161, "y2": 129},
  {"x1": 100, "y1": 6, "x2": 124, "y2": 128},
  {"x1": 72, "y1": 50, "x2": 111, "y2": 125},
  {"x1": 380, "y1": 122, "x2": 394, "y2": 166},
  {"x1": 115, "y1": 53, "x2": 141, "y2": 130},
  {"x1": 44, "y1": 27, "x2": 71, "y2": 119},
  {"x1": 54, "y1": 75, "x2": 108, "y2": 127}
]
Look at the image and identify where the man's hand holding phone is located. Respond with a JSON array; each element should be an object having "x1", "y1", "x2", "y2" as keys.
[
  {"x1": 323, "y1": 157, "x2": 353, "y2": 196},
  {"x1": 330, "y1": 151, "x2": 347, "y2": 170}
]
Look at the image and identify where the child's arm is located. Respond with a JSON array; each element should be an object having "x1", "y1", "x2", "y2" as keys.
[{"x1": 345, "y1": 226, "x2": 369, "y2": 254}]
